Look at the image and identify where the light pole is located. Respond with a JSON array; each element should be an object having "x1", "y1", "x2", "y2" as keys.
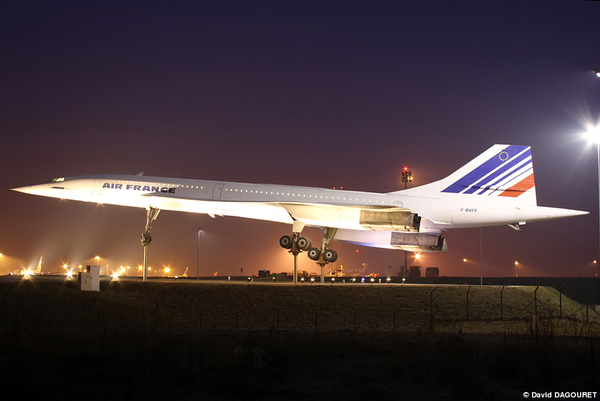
[
  {"x1": 587, "y1": 123, "x2": 600, "y2": 279},
  {"x1": 197, "y1": 227, "x2": 202, "y2": 280},
  {"x1": 401, "y1": 167, "x2": 413, "y2": 280},
  {"x1": 589, "y1": 69, "x2": 600, "y2": 279},
  {"x1": 514, "y1": 260, "x2": 519, "y2": 277}
]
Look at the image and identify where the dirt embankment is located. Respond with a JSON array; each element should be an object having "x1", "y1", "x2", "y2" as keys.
[{"x1": 0, "y1": 278, "x2": 599, "y2": 400}]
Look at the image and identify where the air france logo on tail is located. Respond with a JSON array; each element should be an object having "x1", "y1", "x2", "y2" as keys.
[{"x1": 442, "y1": 145, "x2": 535, "y2": 198}]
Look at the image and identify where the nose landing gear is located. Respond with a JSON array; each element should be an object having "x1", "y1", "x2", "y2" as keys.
[{"x1": 141, "y1": 206, "x2": 160, "y2": 282}]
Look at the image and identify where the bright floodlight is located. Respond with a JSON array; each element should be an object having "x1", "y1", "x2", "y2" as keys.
[
  {"x1": 587, "y1": 125, "x2": 600, "y2": 144},
  {"x1": 595, "y1": 69, "x2": 600, "y2": 78}
]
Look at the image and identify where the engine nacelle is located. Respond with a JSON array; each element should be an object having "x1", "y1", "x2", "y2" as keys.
[
  {"x1": 390, "y1": 232, "x2": 446, "y2": 252},
  {"x1": 359, "y1": 210, "x2": 421, "y2": 232}
]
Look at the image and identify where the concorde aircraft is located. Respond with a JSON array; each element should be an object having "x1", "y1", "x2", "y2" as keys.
[{"x1": 12, "y1": 144, "x2": 588, "y2": 267}]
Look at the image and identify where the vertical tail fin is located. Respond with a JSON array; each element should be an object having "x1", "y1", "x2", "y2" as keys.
[{"x1": 440, "y1": 144, "x2": 537, "y2": 205}]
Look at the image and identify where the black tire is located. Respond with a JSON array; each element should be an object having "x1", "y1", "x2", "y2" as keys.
[
  {"x1": 323, "y1": 249, "x2": 338, "y2": 263},
  {"x1": 279, "y1": 235, "x2": 293, "y2": 249},
  {"x1": 297, "y1": 236, "x2": 312, "y2": 251},
  {"x1": 308, "y1": 248, "x2": 321, "y2": 261}
]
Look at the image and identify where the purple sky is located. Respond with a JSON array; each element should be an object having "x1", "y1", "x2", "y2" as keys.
[{"x1": 1, "y1": 1, "x2": 599, "y2": 278}]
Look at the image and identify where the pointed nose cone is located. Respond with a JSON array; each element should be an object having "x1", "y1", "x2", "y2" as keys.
[
  {"x1": 11, "y1": 185, "x2": 35, "y2": 194},
  {"x1": 11, "y1": 183, "x2": 51, "y2": 196}
]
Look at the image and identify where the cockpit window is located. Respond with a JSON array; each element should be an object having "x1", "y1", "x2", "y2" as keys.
[{"x1": 51, "y1": 177, "x2": 65, "y2": 182}]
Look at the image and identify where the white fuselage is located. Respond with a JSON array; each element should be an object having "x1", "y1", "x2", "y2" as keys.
[
  {"x1": 13, "y1": 174, "x2": 586, "y2": 250},
  {"x1": 13, "y1": 145, "x2": 588, "y2": 252}
]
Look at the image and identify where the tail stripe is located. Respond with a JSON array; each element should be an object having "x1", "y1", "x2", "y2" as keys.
[
  {"x1": 461, "y1": 147, "x2": 531, "y2": 194},
  {"x1": 474, "y1": 156, "x2": 532, "y2": 195},
  {"x1": 442, "y1": 145, "x2": 534, "y2": 197},
  {"x1": 498, "y1": 173, "x2": 535, "y2": 197}
]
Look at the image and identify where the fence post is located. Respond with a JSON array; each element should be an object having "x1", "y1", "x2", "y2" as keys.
[
  {"x1": 466, "y1": 286, "x2": 470, "y2": 320},
  {"x1": 559, "y1": 283, "x2": 565, "y2": 319},
  {"x1": 534, "y1": 285, "x2": 539, "y2": 317},
  {"x1": 500, "y1": 286, "x2": 504, "y2": 320},
  {"x1": 430, "y1": 287, "x2": 438, "y2": 334}
]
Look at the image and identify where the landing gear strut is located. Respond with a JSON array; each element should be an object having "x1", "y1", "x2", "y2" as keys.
[
  {"x1": 279, "y1": 227, "x2": 338, "y2": 283},
  {"x1": 279, "y1": 232, "x2": 312, "y2": 283},
  {"x1": 141, "y1": 206, "x2": 160, "y2": 282},
  {"x1": 310, "y1": 228, "x2": 338, "y2": 283}
]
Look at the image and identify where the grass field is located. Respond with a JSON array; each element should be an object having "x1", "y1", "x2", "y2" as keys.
[{"x1": 1, "y1": 277, "x2": 599, "y2": 400}]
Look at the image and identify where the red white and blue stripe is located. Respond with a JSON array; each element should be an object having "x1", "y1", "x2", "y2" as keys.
[{"x1": 442, "y1": 145, "x2": 535, "y2": 198}]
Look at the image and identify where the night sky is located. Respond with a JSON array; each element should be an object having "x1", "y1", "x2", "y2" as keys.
[{"x1": 2, "y1": 1, "x2": 599, "y2": 278}]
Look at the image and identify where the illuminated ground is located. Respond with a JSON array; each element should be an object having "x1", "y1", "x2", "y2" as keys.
[{"x1": 0, "y1": 276, "x2": 598, "y2": 400}]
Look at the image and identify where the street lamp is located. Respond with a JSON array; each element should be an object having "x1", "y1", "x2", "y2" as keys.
[
  {"x1": 514, "y1": 261, "x2": 519, "y2": 277},
  {"x1": 586, "y1": 124, "x2": 600, "y2": 279},
  {"x1": 594, "y1": 260, "x2": 597, "y2": 277},
  {"x1": 197, "y1": 227, "x2": 202, "y2": 280},
  {"x1": 401, "y1": 167, "x2": 413, "y2": 280},
  {"x1": 588, "y1": 69, "x2": 600, "y2": 280}
]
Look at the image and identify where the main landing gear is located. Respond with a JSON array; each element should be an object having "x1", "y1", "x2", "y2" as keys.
[{"x1": 279, "y1": 227, "x2": 338, "y2": 283}]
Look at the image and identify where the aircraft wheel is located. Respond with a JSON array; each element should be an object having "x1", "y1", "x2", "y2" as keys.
[
  {"x1": 297, "y1": 236, "x2": 312, "y2": 251},
  {"x1": 323, "y1": 249, "x2": 338, "y2": 263},
  {"x1": 308, "y1": 248, "x2": 321, "y2": 261},
  {"x1": 141, "y1": 233, "x2": 152, "y2": 244},
  {"x1": 279, "y1": 235, "x2": 293, "y2": 249}
]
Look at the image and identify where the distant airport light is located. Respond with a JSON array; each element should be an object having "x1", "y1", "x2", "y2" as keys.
[
  {"x1": 595, "y1": 69, "x2": 600, "y2": 78},
  {"x1": 401, "y1": 167, "x2": 413, "y2": 187},
  {"x1": 112, "y1": 272, "x2": 119, "y2": 280},
  {"x1": 386, "y1": 277, "x2": 391, "y2": 283},
  {"x1": 370, "y1": 277, "x2": 375, "y2": 284},
  {"x1": 415, "y1": 253, "x2": 421, "y2": 260},
  {"x1": 310, "y1": 277, "x2": 315, "y2": 283}
]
